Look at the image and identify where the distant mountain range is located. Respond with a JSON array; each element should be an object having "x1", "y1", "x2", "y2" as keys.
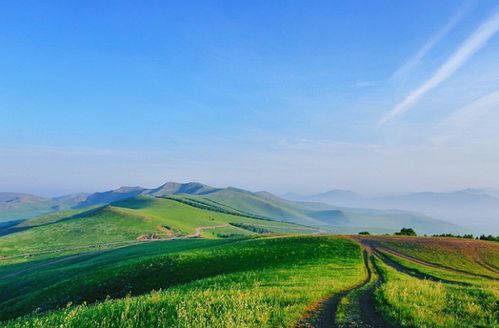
[
  {"x1": 0, "y1": 182, "x2": 218, "y2": 222},
  {"x1": 283, "y1": 190, "x2": 363, "y2": 207},
  {"x1": 283, "y1": 188, "x2": 499, "y2": 234},
  {"x1": 0, "y1": 182, "x2": 466, "y2": 235}
]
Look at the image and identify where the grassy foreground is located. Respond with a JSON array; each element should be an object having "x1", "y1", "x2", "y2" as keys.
[
  {"x1": 374, "y1": 257, "x2": 498, "y2": 327},
  {"x1": 2, "y1": 236, "x2": 364, "y2": 327}
]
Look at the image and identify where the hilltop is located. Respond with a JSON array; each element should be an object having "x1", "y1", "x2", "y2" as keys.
[
  {"x1": 0, "y1": 182, "x2": 463, "y2": 236},
  {"x1": 0, "y1": 182, "x2": 462, "y2": 251}
]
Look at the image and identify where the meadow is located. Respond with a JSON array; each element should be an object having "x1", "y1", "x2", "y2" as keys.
[
  {"x1": 350, "y1": 235, "x2": 499, "y2": 328},
  {"x1": 374, "y1": 257, "x2": 498, "y2": 327},
  {"x1": 370, "y1": 236, "x2": 499, "y2": 278},
  {"x1": 334, "y1": 251, "x2": 380, "y2": 327},
  {"x1": 0, "y1": 196, "x2": 315, "y2": 264},
  {"x1": 1, "y1": 236, "x2": 365, "y2": 327}
]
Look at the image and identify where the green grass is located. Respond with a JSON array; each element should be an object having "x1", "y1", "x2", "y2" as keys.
[
  {"x1": 201, "y1": 189, "x2": 328, "y2": 227},
  {"x1": 374, "y1": 256, "x2": 499, "y2": 328},
  {"x1": 374, "y1": 236, "x2": 499, "y2": 278},
  {"x1": 2, "y1": 236, "x2": 364, "y2": 327},
  {"x1": 379, "y1": 250, "x2": 499, "y2": 290},
  {"x1": 0, "y1": 196, "x2": 312, "y2": 264},
  {"x1": 186, "y1": 188, "x2": 461, "y2": 235},
  {"x1": 0, "y1": 207, "x2": 153, "y2": 261},
  {"x1": 207, "y1": 225, "x2": 255, "y2": 238},
  {"x1": 15, "y1": 207, "x2": 98, "y2": 228},
  {"x1": 335, "y1": 253, "x2": 377, "y2": 326}
]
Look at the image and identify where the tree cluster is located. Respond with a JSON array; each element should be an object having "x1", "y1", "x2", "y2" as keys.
[{"x1": 394, "y1": 227, "x2": 417, "y2": 236}]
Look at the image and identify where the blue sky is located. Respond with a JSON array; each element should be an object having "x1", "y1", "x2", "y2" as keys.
[{"x1": 2, "y1": 1, "x2": 499, "y2": 196}]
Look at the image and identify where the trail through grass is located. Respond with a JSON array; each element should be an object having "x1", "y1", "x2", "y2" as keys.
[
  {"x1": 371, "y1": 236, "x2": 499, "y2": 278},
  {"x1": 1, "y1": 236, "x2": 364, "y2": 327},
  {"x1": 0, "y1": 196, "x2": 312, "y2": 264},
  {"x1": 335, "y1": 252, "x2": 385, "y2": 328},
  {"x1": 374, "y1": 257, "x2": 498, "y2": 327}
]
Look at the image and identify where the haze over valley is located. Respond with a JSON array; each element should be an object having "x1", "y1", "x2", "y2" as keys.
[{"x1": 1, "y1": 181, "x2": 489, "y2": 235}]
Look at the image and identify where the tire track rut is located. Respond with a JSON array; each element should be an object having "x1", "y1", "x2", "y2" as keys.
[
  {"x1": 296, "y1": 250, "x2": 388, "y2": 328},
  {"x1": 373, "y1": 250, "x2": 470, "y2": 286},
  {"x1": 359, "y1": 238, "x2": 498, "y2": 281}
]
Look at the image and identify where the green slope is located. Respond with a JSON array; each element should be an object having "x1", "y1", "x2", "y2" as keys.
[
  {"x1": 201, "y1": 188, "x2": 329, "y2": 227},
  {"x1": 178, "y1": 187, "x2": 462, "y2": 234},
  {"x1": 1, "y1": 182, "x2": 464, "y2": 234},
  {"x1": 0, "y1": 236, "x2": 363, "y2": 326},
  {"x1": 0, "y1": 196, "x2": 316, "y2": 264}
]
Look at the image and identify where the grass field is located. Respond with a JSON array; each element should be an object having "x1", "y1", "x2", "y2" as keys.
[
  {"x1": 374, "y1": 257, "x2": 498, "y2": 327},
  {"x1": 0, "y1": 196, "x2": 316, "y2": 264},
  {"x1": 1, "y1": 236, "x2": 364, "y2": 327},
  {"x1": 335, "y1": 252, "x2": 379, "y2": 327},
  {"x1": 370, "y1": 236, "x2": 499, "y2": 278},
  {"x1": 1, "y1": 198, "x2": 498, "y2": 328},
  {"x1": 379, "y1": 249, "x2": 498, "y2": 289},
  {"x1": 335, "y1": 235, "x2": 499, "y2": 328}
]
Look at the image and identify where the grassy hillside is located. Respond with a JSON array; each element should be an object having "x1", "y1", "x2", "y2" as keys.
[
  {"x1": 1, "y1": 236, "x2": 364, "y2": 326},
  {"x1": 379, "y1": 250, "x2": 498, "y2": 288},
  {"x1": 374, "y1": 257, "x2": 498, "y2": 327},
  {"x1": 364, "y1": 235, "x2": 499, "y2": 278},
  {"x1": 1, "y1": 226, "x2": 498, "y2": 327},
  {"x1": 1, "y1": 182, "x2": 464, "y2": 234},
  {"x1": 182, "y1": 187, "x2": 464, "y2": 234},
  {"x1": 148, "y1": 182, "x2": 220, "y2": 196},
  {"x1": 0, "y1": 196, "x2": 315, "y2": 264},
  {"x1": 202, "y1": 188, "x2": 327, "y2": 226},
  {"x1": 332, "y1": 236, "x2": 499, "y2": 327}
]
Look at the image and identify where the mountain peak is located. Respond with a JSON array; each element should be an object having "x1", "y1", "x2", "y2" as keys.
[
  {"x1": 148, "y1": 181, "x2": 219, "y2": 197},
  {"x1": 115, "y1": 186, "x2": 144, "y2": 193},
  {"x1": 0, "y1": 192, "x2": 49, "y2": 204},
  {"x1": 282, "y1": 189, "x2": 362, "y2": 205}
]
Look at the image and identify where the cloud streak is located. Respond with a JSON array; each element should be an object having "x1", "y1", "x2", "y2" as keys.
[
  {"x1": 380, "y1": 8, "x2": 499, "y2": 126},
  {"x1": 431, "y1": 88, "x2": 499, "y2": 145},
  {"x1": 392, "y1": 3, "x2": 471, "y2": 81}
]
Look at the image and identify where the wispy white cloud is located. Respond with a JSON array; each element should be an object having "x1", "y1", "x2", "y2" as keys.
[
  {"x1": 431, "y1": 88, "x2": 499, "y2": 145},
  {"x1": 380, "y1": 8, "x2": 499, "y2": 126},
  {"x1": 392, "y1": 3, "x2": 471, "y2": 81}
]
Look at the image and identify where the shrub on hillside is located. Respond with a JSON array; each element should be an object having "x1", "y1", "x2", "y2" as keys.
[
  {"x1": 478, "y1": 234, "x2": 499, "y2": 242},
  {"x1": 394, "y1": 227, "x2": 417, "y2": 236},
  {"x1": 432, "y1": 233, "x2": 474, "y2": 239}
]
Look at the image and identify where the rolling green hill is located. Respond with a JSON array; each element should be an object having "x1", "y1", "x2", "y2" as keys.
[
  {"x1": 172, "y1": 186, "x2": 463, "y2": 234},
  {"x1": 0, "y1": 236, "x2": 364, "y2": 326},
  {"x1": 0, "y1": 182, "x2": 464, "y2": 235},
  {"x1": 0, "y1": 196, "x2": 317, "y2": 264},
  {"x1": 1, "y1": 233, "x2": 497, "y2": 327}
]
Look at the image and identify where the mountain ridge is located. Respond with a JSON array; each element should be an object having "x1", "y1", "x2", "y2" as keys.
[
  {"x1": 283, "y1": 188, "x2": 499, "y2": 234},
  {"x1": 0, "y1": 182, "x2": 466, "y2": 234}
]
